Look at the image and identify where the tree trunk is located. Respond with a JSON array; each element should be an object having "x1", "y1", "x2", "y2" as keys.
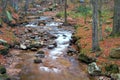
[
  {"x1": 98, "y1": 0, "x2": 103, "y2": 40},
  {"x1": 111, "y1": 0, "x2": 120, "y2": 36},
  {"x1": 64, "y1": 0, "x2": 67, "y2": 25},
  {"x1": 91, "y1": 0, "x2": 100, "y2": 52},
  {"x1": 25, "y1": 0, "x2": 29, "y2": 15}
]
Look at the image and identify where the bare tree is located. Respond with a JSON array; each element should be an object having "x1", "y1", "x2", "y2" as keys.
[
  {"x1": 64, "y1": 0, "x2": 67, "y2": 24},
  {"x1": 111, "y1": 0, "x2": 120, "y2": 36},
  {"x1": 91, "y1": 0, "x2": 100, "y2": 52},
  {"x1": 98, "y1": 0, "x2": 103, "y2": 40}
]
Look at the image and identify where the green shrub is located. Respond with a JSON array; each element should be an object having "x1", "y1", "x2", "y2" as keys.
[
  {"x1": 105, "y1": 64, "x2": 119, "y2": 73},
  {"x1": 56, "y1": 12, "x2": 64, "y2": 18},
  {"x1": 76, "y1": 5, "x2": 92, "y2": 17}
]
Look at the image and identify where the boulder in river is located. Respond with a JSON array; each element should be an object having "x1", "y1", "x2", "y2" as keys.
[
  {"x1": 31, "y1": 48, "x2": 38, "y2": 51},
  {"x1": 48, "y1": 41, "x2": 57, "y2": 49},
  {"x1": 67, "y1": 47, "x2": 77, "y2": 56},
  {"x1": 70, "y1": 35, "x2": 80, "y2": 44},
  {"x1": 35, "y1": 50, "x2": 45, "y2": 58},
  {"x1": 48, "y1": 45, "x2": 55, "y2": 49},
  {"x1": 78, "y1": 54, "x2": 96, "y2": 64},
  {"x1": 29, "y1": 41, "x2": 42, "y2": 49},
  {"x1": 88, "y1": 62, "x2": 101, "y2": 76},
  {"x1": 20, "y1": 44, "x2": 27, "y2": 50},
  {"x1": 110, "y1": 48, "x2": 120, "y2": 59},
  {"x1": 34, "y1": 58, "x2": 42, "y2": 64}
]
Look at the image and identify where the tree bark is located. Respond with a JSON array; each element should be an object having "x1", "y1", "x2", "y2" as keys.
[
  {"x1": 111, "y1": 0, "x2": 120, "y2": 36},
  {"x1": 64, "y1": 0, "x2": 67, "y2": 24},
  {"x1": 98, "y1": 0, "x2": 103, "y2": 40},
  {"x1": 91, "y1": 0, "x2": 100, "y2": 52}
]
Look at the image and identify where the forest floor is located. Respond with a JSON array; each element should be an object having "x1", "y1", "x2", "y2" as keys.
[{"x1": 67, "y1": 2, "x2": 120, "y2": 72}]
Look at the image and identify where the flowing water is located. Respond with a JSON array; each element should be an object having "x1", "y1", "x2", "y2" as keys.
[{"x1": 11, "y1": 16, "x2": 90, "y2": 80}]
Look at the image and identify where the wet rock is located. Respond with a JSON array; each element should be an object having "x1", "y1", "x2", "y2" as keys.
[
  {"x1": 78, "y1": 54, "x2": 96, "y2": 64},
  {"x1": 35, "y1": 50, "x2": 45, "y2": 58},
  {"x1": 88, "y1": 62, "x2": 101, "y2": 76},
  {"x1": 25, "y1": 40, "x2": 31, "y2": 43},
  {"x1": 31, "y1": 48, "x2": 38, "y2": 51},
  {"x1": 70, "y1": 35, "x2": 80, "y2": 44},
  {"x1": 29, "y1": 41, "x2": 42, "y2": 49},
  {"x1": 48, "y1": 45, "x2": 55, "y2": 49},
  {"x1": 38, "y1": 21, "x2": 46, "y2": 26},
  {"x1": 34, "y1": 58, "x2": 42, "y2": 64},
  {"x1": 110, "y1": 48, "x2": 120, "y2": 59},
  {"x1": 27, "y1": 28, "x2": 33, "y2": 33},
  {"x1": 67, "y1": 47, "x2": 77, "y2": 56},
  {"x1": 30, "y1": 36, "x2": 35, "y2": 39},
  {"x1": 47, "y1": 40, "x2": 57, "y2": 49},
  {"x1": 37, "y1": 50, "x2": 45, "y2": 54},
  {"x1": 20, "y1": 44, "x2": 27, "y2": 50},
  {"x1": 105, "y1": 64, "x2": 119, "y2": 73},
  {"x1": 0, "y1": 66, "x2": 6, "y2": 74},
  {"x1": 48, "y1": 33, "x2": 58, "y2": 39}
]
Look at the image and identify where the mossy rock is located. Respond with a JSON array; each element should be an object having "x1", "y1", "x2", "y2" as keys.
[
  {"x1": 78, "y1": 54, "x2": 96, "y2": 64},
  {"x1": 110, "y1": 48, "x2": 120, "y2": 59},
  {"x1": 105, "y1": 64, "x2": 119, "y2": 73},
  {"x1": 0, "y1": 66, "x2": 6, "y2": 74}
]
